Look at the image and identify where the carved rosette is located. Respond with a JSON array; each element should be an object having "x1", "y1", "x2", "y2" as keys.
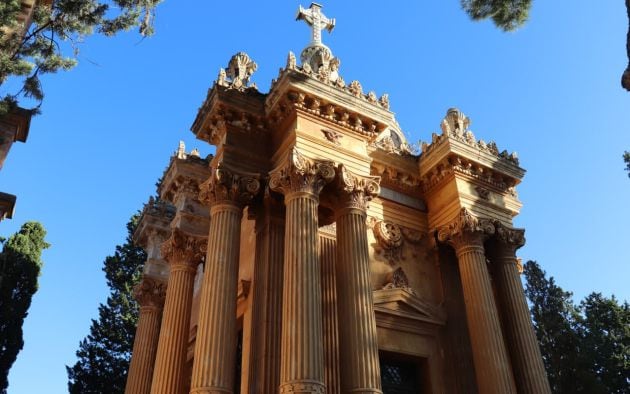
[
  {"x1": 335, "y1": 164, "x2": 380, "y2": 211},
  {"x1": 199, "y1": 165, "x2": 261, "y2": 207},
  {"x1": 436, "y1": 208, "x2": 495, "y2": 248},
  {"x1": 160, "y1": 229, "x2": 207, "y2": 269},
  {"x1": 269, "y1": 148, "x2": 335, "y2": 196},
  {"x1": 133, "y1": 277, "x2": 167, "y2": 308}
]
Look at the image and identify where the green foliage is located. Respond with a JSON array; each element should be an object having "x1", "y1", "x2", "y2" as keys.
[
  {"x1": 624, "y1": 151, "x2": 630, "y2": 177},
  {"x1": 524, "y1": 261, "x2": 630, "y2": 393},
  {"x1": 0, "y1": 222, "x2": 49, "y2": 393},
  {"x1": 0, "y1": 0, "x2": 162, "y2": 115},
  {"x1": 66, "y1": 215, "x2": 146, "y2": 394},
  {"x1": 460, "y1": 0, "x2": 532, "y2": 31}
]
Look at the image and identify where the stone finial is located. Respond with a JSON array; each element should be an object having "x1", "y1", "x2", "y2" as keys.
[
  {"x1": 296, "y1": 3, "x2": 335, "y2": 47},
  {"x1": 176, "y1": 140, "x2": 186, "y2": 159},
  {"x1": 441, "y1": 108, "x2": 471, "y2": 137},
  {"x1": 217, "y1": 52, "x2": 258, "y2": 91}
]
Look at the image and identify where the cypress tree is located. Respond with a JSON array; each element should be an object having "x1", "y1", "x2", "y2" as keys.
[
  {"x1": 0, "y1": 221, "x2": 49, "y2": 393},
  {"x1": 66, "y1": 215, "x2": 146, "y2": 394}
]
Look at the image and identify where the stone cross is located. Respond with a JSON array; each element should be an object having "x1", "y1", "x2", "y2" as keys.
[{"x1": 296, "y1": 3, "x2": 335, "y2": 46}]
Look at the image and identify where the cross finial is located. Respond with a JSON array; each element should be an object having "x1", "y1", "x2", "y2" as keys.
[{"x1": 296, "y1": 3, "x2": 335, "y2": 46}]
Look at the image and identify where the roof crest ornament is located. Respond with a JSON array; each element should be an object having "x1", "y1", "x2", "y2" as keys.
[{"x1": 296, "y1": 2, "x2": 335, "y2": 47}]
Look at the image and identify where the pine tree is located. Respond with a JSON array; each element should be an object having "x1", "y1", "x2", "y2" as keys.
[
  {"x1": 460, "y1": 0, "x2": 532, "y2": 31},
  {"x1": 0, "y1": 221, "x2": 49, "y2": 393},
  {"x1": 524, "y1": 261, "x2": 630, "y2": 393},
  {"x1": 66, "y1": 215, "x2": 146, "y2": 394}
]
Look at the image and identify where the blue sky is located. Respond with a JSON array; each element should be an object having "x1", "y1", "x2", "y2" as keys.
[{"x1": 2, "y1": 2, "x2": 629, "y2": 393}]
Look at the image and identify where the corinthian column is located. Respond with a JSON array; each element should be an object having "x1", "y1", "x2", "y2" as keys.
[
  {"x1": 333, "y1": 165, "x2": 382, "y2": 394},
  {"x1": 126, "y1": 278, "x2": 167, "y2": 394},
  {"x1": 490, "y1": 225, "x2": 551, "y2": 394},
  {"x1": 151, "y1": 230, "x2": 206, "y2": 394},
  {"x1": 189, "y1": 166, "x2": 261, "y2": 394},
  {"x1": 269, "y1": 148, "x2": 335, "y2": 394},
  {"x1": 437, "y1": 209, "x2": 516, "y2": 394}
]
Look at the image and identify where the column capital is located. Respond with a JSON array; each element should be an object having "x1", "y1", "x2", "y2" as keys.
[
  {"x1": 494, "y1": 222, "x2": 526, "y2": 250},
  {"x1": 334, "y1": 163, "x2": 380, "y2": 212},
  {"x1": 199, "y1": 164, "x2": 261, "y2": 208},
  {"x1": 437, "y1": 208, "x2": 495, "y2": 251},
  {"x1": 160, "y1": 228, "x2": 207, "y2": 271},
  {"x1": 133, "y1": 277, "x2": 167, "y2": 309},
  {"x1": 269, "y1": 147, "x2": 335, "y2": 197}
]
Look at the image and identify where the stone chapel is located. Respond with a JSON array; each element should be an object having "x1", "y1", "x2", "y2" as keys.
[{"x1": 124, "y1": 4, "x2": 551, "y2": 394}]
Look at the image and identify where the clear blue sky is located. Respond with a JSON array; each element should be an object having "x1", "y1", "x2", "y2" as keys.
[{"x1": 1, "y1": 2, "x2": 629, "y2": 393}]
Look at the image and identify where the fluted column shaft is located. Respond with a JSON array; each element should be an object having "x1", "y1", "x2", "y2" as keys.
[
  {"x1": 126, "y1": 278, "x2": 166, "y2": 394},
  {"x1": 320, "y1": 235, "x2": 340, "y2": 394},
  {"x1": 335, "y1": 207, "x2": 382, "y2": 394},
  {"x1": 249, "y1": 204, "x2": 285, "y2": 394},
  {"x1": 453, "y1": 233, "x2": 516, "y2": 394},
  {"x1": 279, "y1": 191, "x2": 326, "y2": 394},
  {"x1": 492, "y1": 242, "x2": 551, "y2": 394},
  {"x1": 190, "y1": 203, "x2": 243, "y2": 394},
  {"x1": 151, "y1": 261, "x2": 199, "y2": 394}
]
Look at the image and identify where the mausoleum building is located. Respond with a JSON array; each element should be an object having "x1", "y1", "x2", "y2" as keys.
[{"x1": 125, "y1": 4, "x2": 550, "y2": 394}]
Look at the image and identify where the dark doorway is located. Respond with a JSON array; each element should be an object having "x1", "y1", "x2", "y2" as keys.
[{"x1": 379, "y1": 351, "x2": 430, "y2": 394}]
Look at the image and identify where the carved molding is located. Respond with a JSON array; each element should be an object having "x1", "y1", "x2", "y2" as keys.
[
  {"x1": 335, "y1": 164, "x2": 380, "y2": 211},
  {"x1": 199, "y1": 165, "x2": 261, "y2": 207},
  {"x1": 142, "y1": 196, "x2": 176, "y2": 220},
  {"x1": 371, "y1": 162, "x2": 421, "y2": 193},
  {"x1": 269, "y1": 148, "x2": 335, "y2": 196},
  {"x1": 160, "y1": 228, "x2": 207, "y2": 267},
  {"x1": 494, "y1": 222, "x2": 526, "y2": 249},
  {"x1": 420, "y1": 155, "x2": 518, "y2": 197},
  {"x1": 133, "y1": 277, "x2": 167, "y2": 308}
]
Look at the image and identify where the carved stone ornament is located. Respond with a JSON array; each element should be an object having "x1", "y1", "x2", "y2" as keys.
[
  {"x1": 143, "y1": 196, "x2": 176, "y2": 220},
  {"x1": 160, "y1": 228, "x2": 207, "y2": 267},
  {"x1": 133, "y1": 277, "x2": 167, "y2": 308},
  {"x1": 421, "y1": 108, "x2": 520, "y2": 166},
  {"x1": 436, "y1": 208, "x2": 495, "y2": 245},
  {"x1": 216, "y1": 52, "x2": 258, "y2": 91},
  {"x1": 475, "y1": 185, "x2": 490, "y2": 200},
  {"x1": 321, "y1": 128, "x2": 343, "y2": 145},
  {"x1": 268, "y1": 148, "x2": 335, "y2": 196},
  {"x1": 373, "y1": 220, "x2": 403, "y2": 264},
  {"x1": 494, "y1": 222, "x2": 526, "y2": 249},
  {"x1": 335, "y1": 164, "x2": 380, "y2": 211},
  {"x1": 199, "y1": 165, "x2": 261, "y2": 207},
  {"x1": 382, "y1": 267, "x2": 415, "y2": 294}
]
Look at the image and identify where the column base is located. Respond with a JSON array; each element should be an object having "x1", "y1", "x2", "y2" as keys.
[{"x1": 279, "y1": 380, "x2": 326, "y2": 394}]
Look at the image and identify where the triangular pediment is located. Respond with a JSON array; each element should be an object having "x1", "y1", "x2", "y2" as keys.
[{"x1": 373, "y1": 288, "x2": 446, "y2": 326}]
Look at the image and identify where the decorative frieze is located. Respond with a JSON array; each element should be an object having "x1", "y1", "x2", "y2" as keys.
[
  {"x1": 269, "y1": 148, "x2": 335, "y2": 196},
  {"x1": 421, "y1": 154, "x2": 518, "y2": 196}
]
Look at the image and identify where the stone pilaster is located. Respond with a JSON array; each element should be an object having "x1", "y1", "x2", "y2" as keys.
[
  {"x1": 269, "y1": 148, "x2": 335, "y2": 394},
  {"x1": 125, "y1": 278, "x2": 167, "y2": 394},
  {"x1": 333, "y1": 165, "x2": 382, "y2": 394},
  {"x1": 151, "y1": 230, "x2": 206, "y2": 394},
  {"x1": 320, "y1": 233, "x2": 340, "y2": 394},
  {"x1": 437, "y1": 209, "x2": 516, "y2": 394},
  {"x1": 490, "y1": 225, "x2": 551, "y2": 394},
  {"x1": 248, "y1": 195, "x2": 285, "y2": 394},
  {"x1": 189, "y1": 166, "x2": 261, "y2": 394}
]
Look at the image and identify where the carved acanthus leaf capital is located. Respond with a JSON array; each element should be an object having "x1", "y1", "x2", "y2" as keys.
[
  {"x1": 335, "y1": 164, "x2": 380, "y2": 211},
  {"x1": 133, "y1": 277, "x2": 167, "y2": 308},
  {"x1": 436, "y1": 208, "x2": 495, "y2": 247},
  {"x1": 269, "y1": 148, "x2": 335, "y2": 196},
  {"x1": 494, "y1": 222, "x2": 526, "y2": 250},
  {"x1": 160, "y1": 228, "x2": 207, "y2": 268},
  {"x1": 199, "y1": 165, "x2": 261, "y2": 207}
]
